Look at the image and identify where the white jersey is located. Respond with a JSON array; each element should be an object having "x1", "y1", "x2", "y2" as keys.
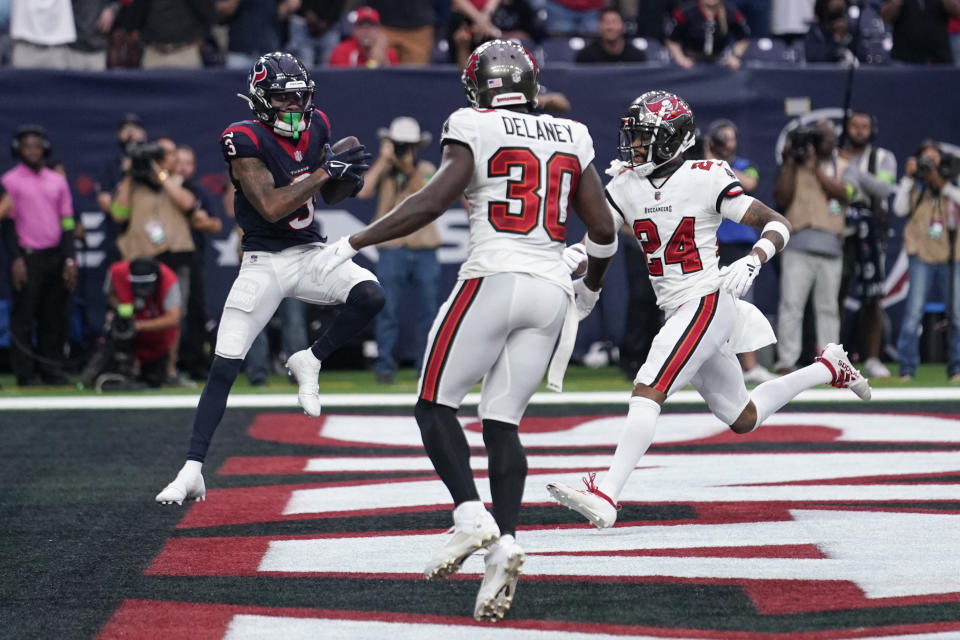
[
  {"x1": 441, "y1": 107, "x2": 596, "y2": 293},
  {"x1": 605, "y1": 159, "x2": 754, "y2": 310}
]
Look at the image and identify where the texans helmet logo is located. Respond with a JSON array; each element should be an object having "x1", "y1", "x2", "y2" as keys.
[{"x1": 250, "y1": 64, "x2": 267, "y2": 93}]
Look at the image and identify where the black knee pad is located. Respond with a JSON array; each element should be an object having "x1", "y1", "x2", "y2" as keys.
[{"x1": 347, "y1": 280, "x2": 386, "y2": 317}]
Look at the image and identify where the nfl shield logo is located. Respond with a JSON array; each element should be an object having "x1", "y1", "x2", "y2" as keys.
[
  {"x1": 512, "y1": 72, "x2": 521, "y2": 82},
  {"x1": 295, "y1": 150, "x2": 303, "y2": 162},
  {"x1": 249, "y1": 255, "x2": 258, "y2": 263},
  {"x1": 654, "y1": 191, "x2": 661, "y2": 200}
]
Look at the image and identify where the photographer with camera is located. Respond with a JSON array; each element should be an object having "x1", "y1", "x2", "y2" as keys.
[
  {"x1": 88, "y1": 257, "x2": 182, "y2": 389},
  {"x1": 892, "y1": 140, "x2": 960, "y2": 382},
  {"x1": 773, "y1": 119, "x2": 850, "y2": 373},
  {"x1": 355, "y1": 116, "x2": 438, "y2": 384},
  {"x1": 110, "y1": 136, "x2": 197, "y2": 317}
]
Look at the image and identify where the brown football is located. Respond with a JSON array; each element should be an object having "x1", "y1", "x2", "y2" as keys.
[{"x1": 320, "y1": 135, "x2": 362, "y2": 205}]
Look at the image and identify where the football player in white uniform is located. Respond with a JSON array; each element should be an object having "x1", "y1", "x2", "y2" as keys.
[
  {"x1": 546, "y1": 91, "x2": 872, "y2": 530},
  {"x1": 313, "y1": 40, "x2": 618, "y2": 621}
]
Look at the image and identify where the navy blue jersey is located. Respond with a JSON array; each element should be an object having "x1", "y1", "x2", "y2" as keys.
[{"x1": 220, "y1": 109, "x2": 331, "y2": 252}]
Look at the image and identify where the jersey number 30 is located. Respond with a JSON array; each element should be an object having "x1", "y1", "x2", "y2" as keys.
[
  {"x1": 486, "y1": 148, "x2": 580, "y2": 241},
  {"x1": 632, "y1": 217, "x2": 703, "y2": 276}
]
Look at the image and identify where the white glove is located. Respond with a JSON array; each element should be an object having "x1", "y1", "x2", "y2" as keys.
[
  {"x1": 562, "y1": 243, "x2": 588, "y2": 274},
  {"x1": 311, "y1": 236, "x2": 358, "y2": 284},
  {"x1": 719, "y1": 253, "x2": 762, "y2": 298},
  {"x1": 572, "y1": 278, "x2": 601, "y2": 321}
]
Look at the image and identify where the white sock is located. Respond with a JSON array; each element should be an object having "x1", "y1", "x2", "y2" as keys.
[
  {"x1": 598, "y1": 396, "x2": 660, "y2": 501},
  {"x1": 181, "y1": 460, "x2": 203, "y2": 477},
  {"x1": 750, "y1": 362, "x2": 832, "y2": 429}
]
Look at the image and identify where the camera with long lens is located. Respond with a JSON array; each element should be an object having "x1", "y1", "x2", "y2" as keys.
[
  {"x1": 787, "y1": 125, "x2": 824, "y2": 162},
  {"x1": 125, "y1": 140, "x2": 165, "y2": 185},
  {"x1": 917, "y1": 151, "x2": 960, "y2": 182},
  {"x1": 79, "y1": 306, "x2": 139, "y2": 391}
]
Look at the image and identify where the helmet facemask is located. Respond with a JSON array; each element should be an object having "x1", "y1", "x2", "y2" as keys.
[{"x1": 268, "y1": 87, "x2": 314, "y2": 140}]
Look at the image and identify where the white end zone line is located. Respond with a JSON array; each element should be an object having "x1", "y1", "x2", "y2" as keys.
[{"x1": 0, "y1": 387, "x2": 959, "y2": 410}]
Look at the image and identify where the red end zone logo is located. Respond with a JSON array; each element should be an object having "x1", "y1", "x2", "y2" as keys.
[{"x1": 100, "y1": 412, "x2": 960, "y2": 639}]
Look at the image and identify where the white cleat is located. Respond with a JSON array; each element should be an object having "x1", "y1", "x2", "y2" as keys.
[
  {"x1": 816, "y1": 342, "x2": 872, "y2": 401},
  {"x1": 474, "y1": 534, "x2": 525, "y2": 622},
  {"x1": 285, "y1": 349, "x2": 322, "y2": 417},
  {"x1": 424, "y1": 500, "x2": 500, "y2": 580},
  {"x1": 156, "y1": 461, "x2": 206, "y2": 505},
  {"x1": 546, "y1": 473, "x2": 619, "y2": 529}
]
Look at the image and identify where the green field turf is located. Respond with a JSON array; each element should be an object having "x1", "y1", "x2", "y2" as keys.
[{"x1": 0, "y1": 362, "x2": 956, "y2": 397}]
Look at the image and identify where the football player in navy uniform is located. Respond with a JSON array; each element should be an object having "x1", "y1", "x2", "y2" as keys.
[{"x1": 156, "y1": 52, "x2": 383, "y2": 506}]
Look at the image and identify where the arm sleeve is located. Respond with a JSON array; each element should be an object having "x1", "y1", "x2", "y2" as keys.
[
  {"x1": 892, "y1": 178, "x2": 913, "y2": 217},
  {"x1": 58, "y1": 175, "x2": 74, "y2": 217},
  {"x1": 163, "y1": 280, "x2": 183, "y2": 310},
  {"x1": 440, "y1": 109, "x2": 479, "y2": 159},
  {"x1": 943, "y1": 181, "x2": 960, "y2": 208},
  {"x1": 714, "y1": 162, "x2": 752, "y2": 222}
]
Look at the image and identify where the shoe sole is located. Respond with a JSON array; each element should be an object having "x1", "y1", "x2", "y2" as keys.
[
  {"x1": 424, "y1": 533, "x2": 498, "y2": 581},
  {"x1": 546, "y1": 483, "x2": 614, "y2": 529},
  {"x1": 474, "y1": 549, "x2": 526, "y2": 622}
]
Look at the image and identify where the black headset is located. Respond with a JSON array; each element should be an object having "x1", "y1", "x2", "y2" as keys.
[{"x1": 10, "y1": 124, "x2": 52, "y2": 160}]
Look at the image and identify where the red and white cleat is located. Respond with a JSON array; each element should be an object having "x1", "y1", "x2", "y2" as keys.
[{"x1": 816, "y1": 343, "x2": 872, "y2": 401}]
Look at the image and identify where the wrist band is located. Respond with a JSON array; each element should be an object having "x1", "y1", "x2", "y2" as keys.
[
  {"x1": 753, "y1": 237, "x2": 777, "y2": 262},
  {"x1": 584, "y1": 234, "x2": 618, "y2": 258},
  {"x1": 762, "y1": 220, "x2": 790, "y2": 246}
]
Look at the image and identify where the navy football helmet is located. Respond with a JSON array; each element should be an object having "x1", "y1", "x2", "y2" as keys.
[
  {"x1": 618, "y1": 91, "x2": 696, "y2": 176},
  {"x1": 461, "y1": 39, "x2": 539, "y2": 109},
  {"x1": 239, "y1": 52, "x2": 316, "y2": 139}
]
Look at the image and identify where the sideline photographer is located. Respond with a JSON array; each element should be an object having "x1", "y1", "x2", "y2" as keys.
[
  {"x1": 355, "y1": 116, "x2": 438, "y2": 384},
  {"x1": 110, "y1": 136, "x2": 197, "y2": 310},
  {"x1": 892, "y1": 140, "x2": 960, "y2": 382},
  {"x1": 84, "y1": 257, "x2": 182, "y2": 389},
  {"x1": 773, "y1": 120, "x2": 850, "y2": 372}
]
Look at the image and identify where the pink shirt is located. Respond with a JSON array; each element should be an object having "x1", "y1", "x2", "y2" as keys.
[{"x1": 1, "y1": 164, "x2": 73, "y2": 250}]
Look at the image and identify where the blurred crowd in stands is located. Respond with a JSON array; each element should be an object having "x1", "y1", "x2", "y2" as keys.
[{"x1": 1, "y1": 0, "x2": 960, "y2": 70}]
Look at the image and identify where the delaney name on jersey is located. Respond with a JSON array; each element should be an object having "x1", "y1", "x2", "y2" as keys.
[{"x1": 500, "y1": 116, "x2": 575, "y2": 143}]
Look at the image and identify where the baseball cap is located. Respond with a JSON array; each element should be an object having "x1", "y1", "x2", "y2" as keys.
[
  {"x1": 117, "y1": 112, "x2": 144, "y2": 130},
  {"x1": 353, "y1": 6, "x2": 380, "y2": 25}
]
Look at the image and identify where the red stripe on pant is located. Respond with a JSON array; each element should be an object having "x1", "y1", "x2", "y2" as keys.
[
  {"x1": 420, "y1": 279, "x2": 481, "y2": 402},
  {"x1": 652, "y1": 292, "x2": 718, "y2": 393}
]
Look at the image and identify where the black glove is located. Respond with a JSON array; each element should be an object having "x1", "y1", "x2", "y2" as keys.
[{"x1": 321, "y1": 143, "x2": 372, "y2": 181}]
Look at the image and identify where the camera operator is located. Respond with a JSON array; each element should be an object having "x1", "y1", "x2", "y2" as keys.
[
  {"x1": 839, "y1": 110, "x2": 897, "y2": 379},
  {"x1": 111, "y1": 136, "x2": 197, "y2": 314},
  {"x1": 101, "y1": 257, "x2": 182, "y2": 387},
  {"x1": 772, "y1": 120, "x2": 850, "y2": 373},
  {"x1": 892, "y1": 140, "x2": 960, "y2": 382},
  {"x1": 355, "y1": 116, "x2": 438, "y2": 384}
]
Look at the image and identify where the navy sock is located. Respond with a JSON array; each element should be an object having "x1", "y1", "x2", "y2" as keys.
[
  {"x1": 415, "y1": 398, "x2": 479, "y2": 505},
  {"x1": 186, "y1": 355, "x2": 243, "y2": 462},
  {"x1": 482, "y1": 419, "x2": 527, "y2": 537},
  {"x1": 310, "y1": 280, "x2": 385, "y2": 361}
]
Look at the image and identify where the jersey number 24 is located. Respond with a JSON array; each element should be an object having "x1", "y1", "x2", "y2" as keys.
[
  {"x1": 633, "y1": 217, "x2": 703, "y2": 276},
  {"x1": 486, "y1": 147, "x2": 581, "y2": 241}
]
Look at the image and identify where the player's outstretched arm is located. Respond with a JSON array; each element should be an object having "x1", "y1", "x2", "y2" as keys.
[
  {"x1": 737, "y1": 200, "x2": 793, "y2": 262},
  {"x1": 231, "y1": 155, "x2": 331, "y2": 223},
  {"x1": 348, "y1": 142, "x2": 474, "y2": 251},
  {"x1": 571, "y1": 164, "x2": 617, "y2": 290}
]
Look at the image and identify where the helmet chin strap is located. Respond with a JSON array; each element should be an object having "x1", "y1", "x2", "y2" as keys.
[{"x1": 275, "y1": 112, "x2": 305, "y2": 140}]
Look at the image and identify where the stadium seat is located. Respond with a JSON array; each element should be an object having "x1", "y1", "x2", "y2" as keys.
[
  {"x1": 631, "y1": 38, "x2": 671, "y2": 65},
  {"x1": 539, "y1": 37, "x2": 581, "y2": 64},
  {"x1": 741, "y1": 38, "x2": 802, "y2": 66}
]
